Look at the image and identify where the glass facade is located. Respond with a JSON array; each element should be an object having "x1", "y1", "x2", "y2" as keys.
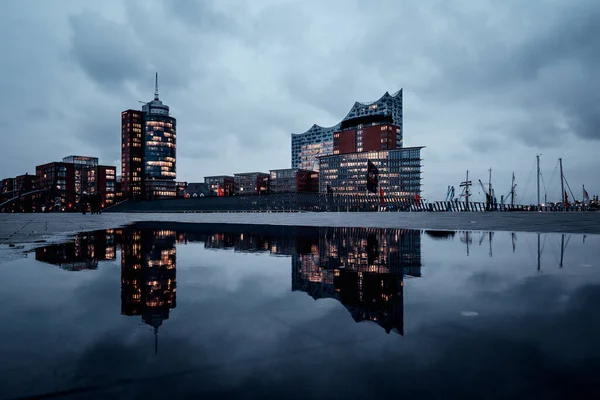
[
  {"x1": 234, "y1": 172, "x2": 269, "y2": 195},
  {"x1": 318, "y1": 147, "x2": 423, "y2": 199},
  {"x1": 137, "y1": 77, "x2": 177, "y2": 200},
  {"x1": 291, "y1": 89, "x2": 403, "y2": 170},
  {"x1": 144, "y1": 117, "x2": 176, "y2": 180}
]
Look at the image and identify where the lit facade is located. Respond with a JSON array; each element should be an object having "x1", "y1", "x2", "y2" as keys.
[
  {"x1": 121, "y1": 74, "x2": 177, "y2": 200},
  {"x1": 269, "y1": 168, "x2": 319, "y2": 193},
  {"x1": 234, "y1": 172, "x2": 269, "y2": 195},
  {"x1": 292, "y1": 90, "x2": 403, "y2": 170},
  {"x1": 204, "y1": 175, "x2": 235, "y2": 196},
  {"x1": 97, "y1": 166, "x2": 117, "y2": 207},
  {"x1": 121, "y1": 110, "x2": 144, "y2": 199},
  {"x1": 318, "y1": 147, "x2": 423, "y2": 198},
  {"x1": 292, "y1": 227, "x2": 422, "y2": 335},
  {"x1": 36, "y1": 162, "x2": 75, "y2": 205},
  {"x1": 334, "y1": 123, "x2": 402, "y2": 155},
  {"x1": 142, "y1": 83, "x2": 177, "y2": 199},
  {"x1": 62, "y1": 155, "x2": 98, "y2": 198},
  {"x1": 120, "y1": 228, "x2": 177, "y2": 354},
  {"x1": 1, "y1": 178, "x2": 15, "y2": 195}
]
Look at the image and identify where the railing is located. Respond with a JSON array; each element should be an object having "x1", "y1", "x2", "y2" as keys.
[{"x1": 105, "y1": 192, "x2": 577, "y2": 213}]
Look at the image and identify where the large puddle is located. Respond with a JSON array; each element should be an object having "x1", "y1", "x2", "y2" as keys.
[{"x1": 1, "y1": 222, "x2": 599, "y2": 399}]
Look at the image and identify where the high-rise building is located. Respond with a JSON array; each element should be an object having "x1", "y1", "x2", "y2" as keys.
[
  {"x1": 121, "y1": 109, "x2": 144, "y2": 199},
  {"x1": 121, "y1": 73, "x2": 177, "y2": 200},
  {"x1": 142, "y1": 74, "x2": 177, "y2": 199},
  {"x1": 291, "y1": 90, "x2": 403, "y2": 171}
]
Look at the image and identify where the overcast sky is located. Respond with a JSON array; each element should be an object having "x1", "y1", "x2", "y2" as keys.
[{"x1": 1, "y1": 0, "x2": 598, "y2": 203}]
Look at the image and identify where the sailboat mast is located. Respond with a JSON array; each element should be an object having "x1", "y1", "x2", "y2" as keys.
[
  {"x1": 488, "y1": 168, "x2": 492, "y2": 211},
  {"x1": 536, "y1": 155, "x2": 541, "y2": 210}
]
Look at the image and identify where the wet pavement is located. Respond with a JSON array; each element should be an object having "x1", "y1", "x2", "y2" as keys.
[
  {"x1": 0, "y1": 222, "x2": 599, "y2": 399},
  {"x1": 1, "y1": 212, "x2": 600, "y2": 249}
]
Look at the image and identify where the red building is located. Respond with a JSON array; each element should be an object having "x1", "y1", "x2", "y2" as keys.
[
  {"x1": 234, "y1": 172, "x2": 269, "y2": 195},
  {"x1": 296, "y1": 170, "x2": 319, "y2": 193},
  {"x1": 121, "y1": 110, "x2": 145, "y2": 200},
  {"x1": 97, "y1": 166, "x2": 117, "y2": 207},
  {"x1": 36, "y1": 162, "x2": 76, "y2": 206},
  {"x1": 36, "y1": 159, "x2": 117, "y2": 210},
  {"x1": 15, "y1": 174, "x2": 37, "y2": 193},
  {"x1": 1, "y1": 177, "x2": 15, "y2": 195},
  {"x1": 334, "y1": 123, "x2": 402, "y2": 155},
  {"x1": 269, "y1": 169, "x2": 319, "y2": 193},
  {"x1": 205, "y1": 176, "x2": 235, "y2": 196}
]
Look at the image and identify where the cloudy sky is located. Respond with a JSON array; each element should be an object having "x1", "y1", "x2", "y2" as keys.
[{"x1": 1, "y1": 0, "x2": 598, "y2": 202}]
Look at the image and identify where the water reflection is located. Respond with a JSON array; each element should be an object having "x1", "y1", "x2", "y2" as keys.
[
  {"x1": 120, "y1": 229, "x2": 177, "y2": 354},
  {"x1": 33, "y1": 224, "x2": 591, "y2": 348}
]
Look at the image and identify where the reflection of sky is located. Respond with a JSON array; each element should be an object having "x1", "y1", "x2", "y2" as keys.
[{"x1": 0, "y1": 231, "x2": 598, "y2": 399}]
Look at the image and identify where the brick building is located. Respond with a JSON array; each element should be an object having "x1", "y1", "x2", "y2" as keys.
[
  {"x1": 234, "y1": 172, "x2": 269, "y2": 195},
  {"x1": 269, "y1": 169, "x2": 319, "y2": 193},
  {"x1": 204, "y1": 175, "x2": 235, "y2": 196}
]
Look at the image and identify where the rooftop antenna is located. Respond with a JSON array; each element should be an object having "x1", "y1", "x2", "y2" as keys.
[{"x1": 154, "y1": 72, "x2": 159, "y2": 101}]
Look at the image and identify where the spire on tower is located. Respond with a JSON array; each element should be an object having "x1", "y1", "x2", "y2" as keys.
[{"x1": 154, "y1": 72, "x2": 159, "y2": 101}]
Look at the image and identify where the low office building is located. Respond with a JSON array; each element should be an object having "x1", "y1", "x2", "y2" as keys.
[
  {"x1": 269, "y1": 168, "x2": 319, "y2": 193},
  {"x1": 234, "y1": 172, "x2": 269, "y2": 195},
  {"x1": 204, "y1": 175, "x2": 235, "y2": 196},
  {"x1": 318, "y1": 147, "x2": 424, "y2": 199},
  {"x1": 36, "y1": 156, "x2": 117, "y2": 208},
  {"x1": 186, "y1": 182, "x2": 211, "y2": 197},
  {"x1": 1, "y1": 177, "x2": 15, "y2": 195}
]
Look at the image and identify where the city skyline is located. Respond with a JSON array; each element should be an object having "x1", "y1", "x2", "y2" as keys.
[{"x1": 1, "y1": 0, "x2": 599, "y2": 203}]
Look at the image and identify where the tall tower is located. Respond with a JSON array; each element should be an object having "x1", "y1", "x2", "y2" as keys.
[{"x1": 141, "y1": 73, "x2": 177, "y2": 199}]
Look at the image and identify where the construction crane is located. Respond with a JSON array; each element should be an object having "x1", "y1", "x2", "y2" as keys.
[
  {"x1": 445, "y1": 185, "x2": 455, "y2": 201},
  {"x1": 478, "y1": 179, "x2": 493, "y2": 210}
]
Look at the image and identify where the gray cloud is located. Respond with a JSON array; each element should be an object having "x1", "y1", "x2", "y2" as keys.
[
  {"x1": 68, "y1": 12, "x2": 145, "y2": 90},
  {"x1": 0, "y1": 0, "x2": 599, "y2": 202}
]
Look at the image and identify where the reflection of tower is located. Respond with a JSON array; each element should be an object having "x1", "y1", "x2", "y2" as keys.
[
  {"x1": 292, "y1": 227, "x2": 422, "y2": 335},
  {"x1": 120, "y1": 228, "x2": 177, "y2": 354}
]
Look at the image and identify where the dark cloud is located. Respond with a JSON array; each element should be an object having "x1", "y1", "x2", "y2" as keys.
[
  {"x1": 68, "y1": 12, "x2": 145, "y2": 90},
  {"x1": 0, "y1": 0, "x2": 599, "y2": 200}
]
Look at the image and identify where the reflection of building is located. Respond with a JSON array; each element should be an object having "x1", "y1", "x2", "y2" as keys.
[
  {"x1": 120, "y1": 229, "x2": 177, "y2": 354},
  {"x1": 292, "y1": 90, "x2": 404, "y2": 170},
  {"x1": 33, "y1": 223, "x2": 421, "y2": 346},
  {"x1": 35, "y1": 230, "x2": 116, "y2": 271},
  {"x1": 292, "y1": 227, "x2": 422, "y2": 335}
]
